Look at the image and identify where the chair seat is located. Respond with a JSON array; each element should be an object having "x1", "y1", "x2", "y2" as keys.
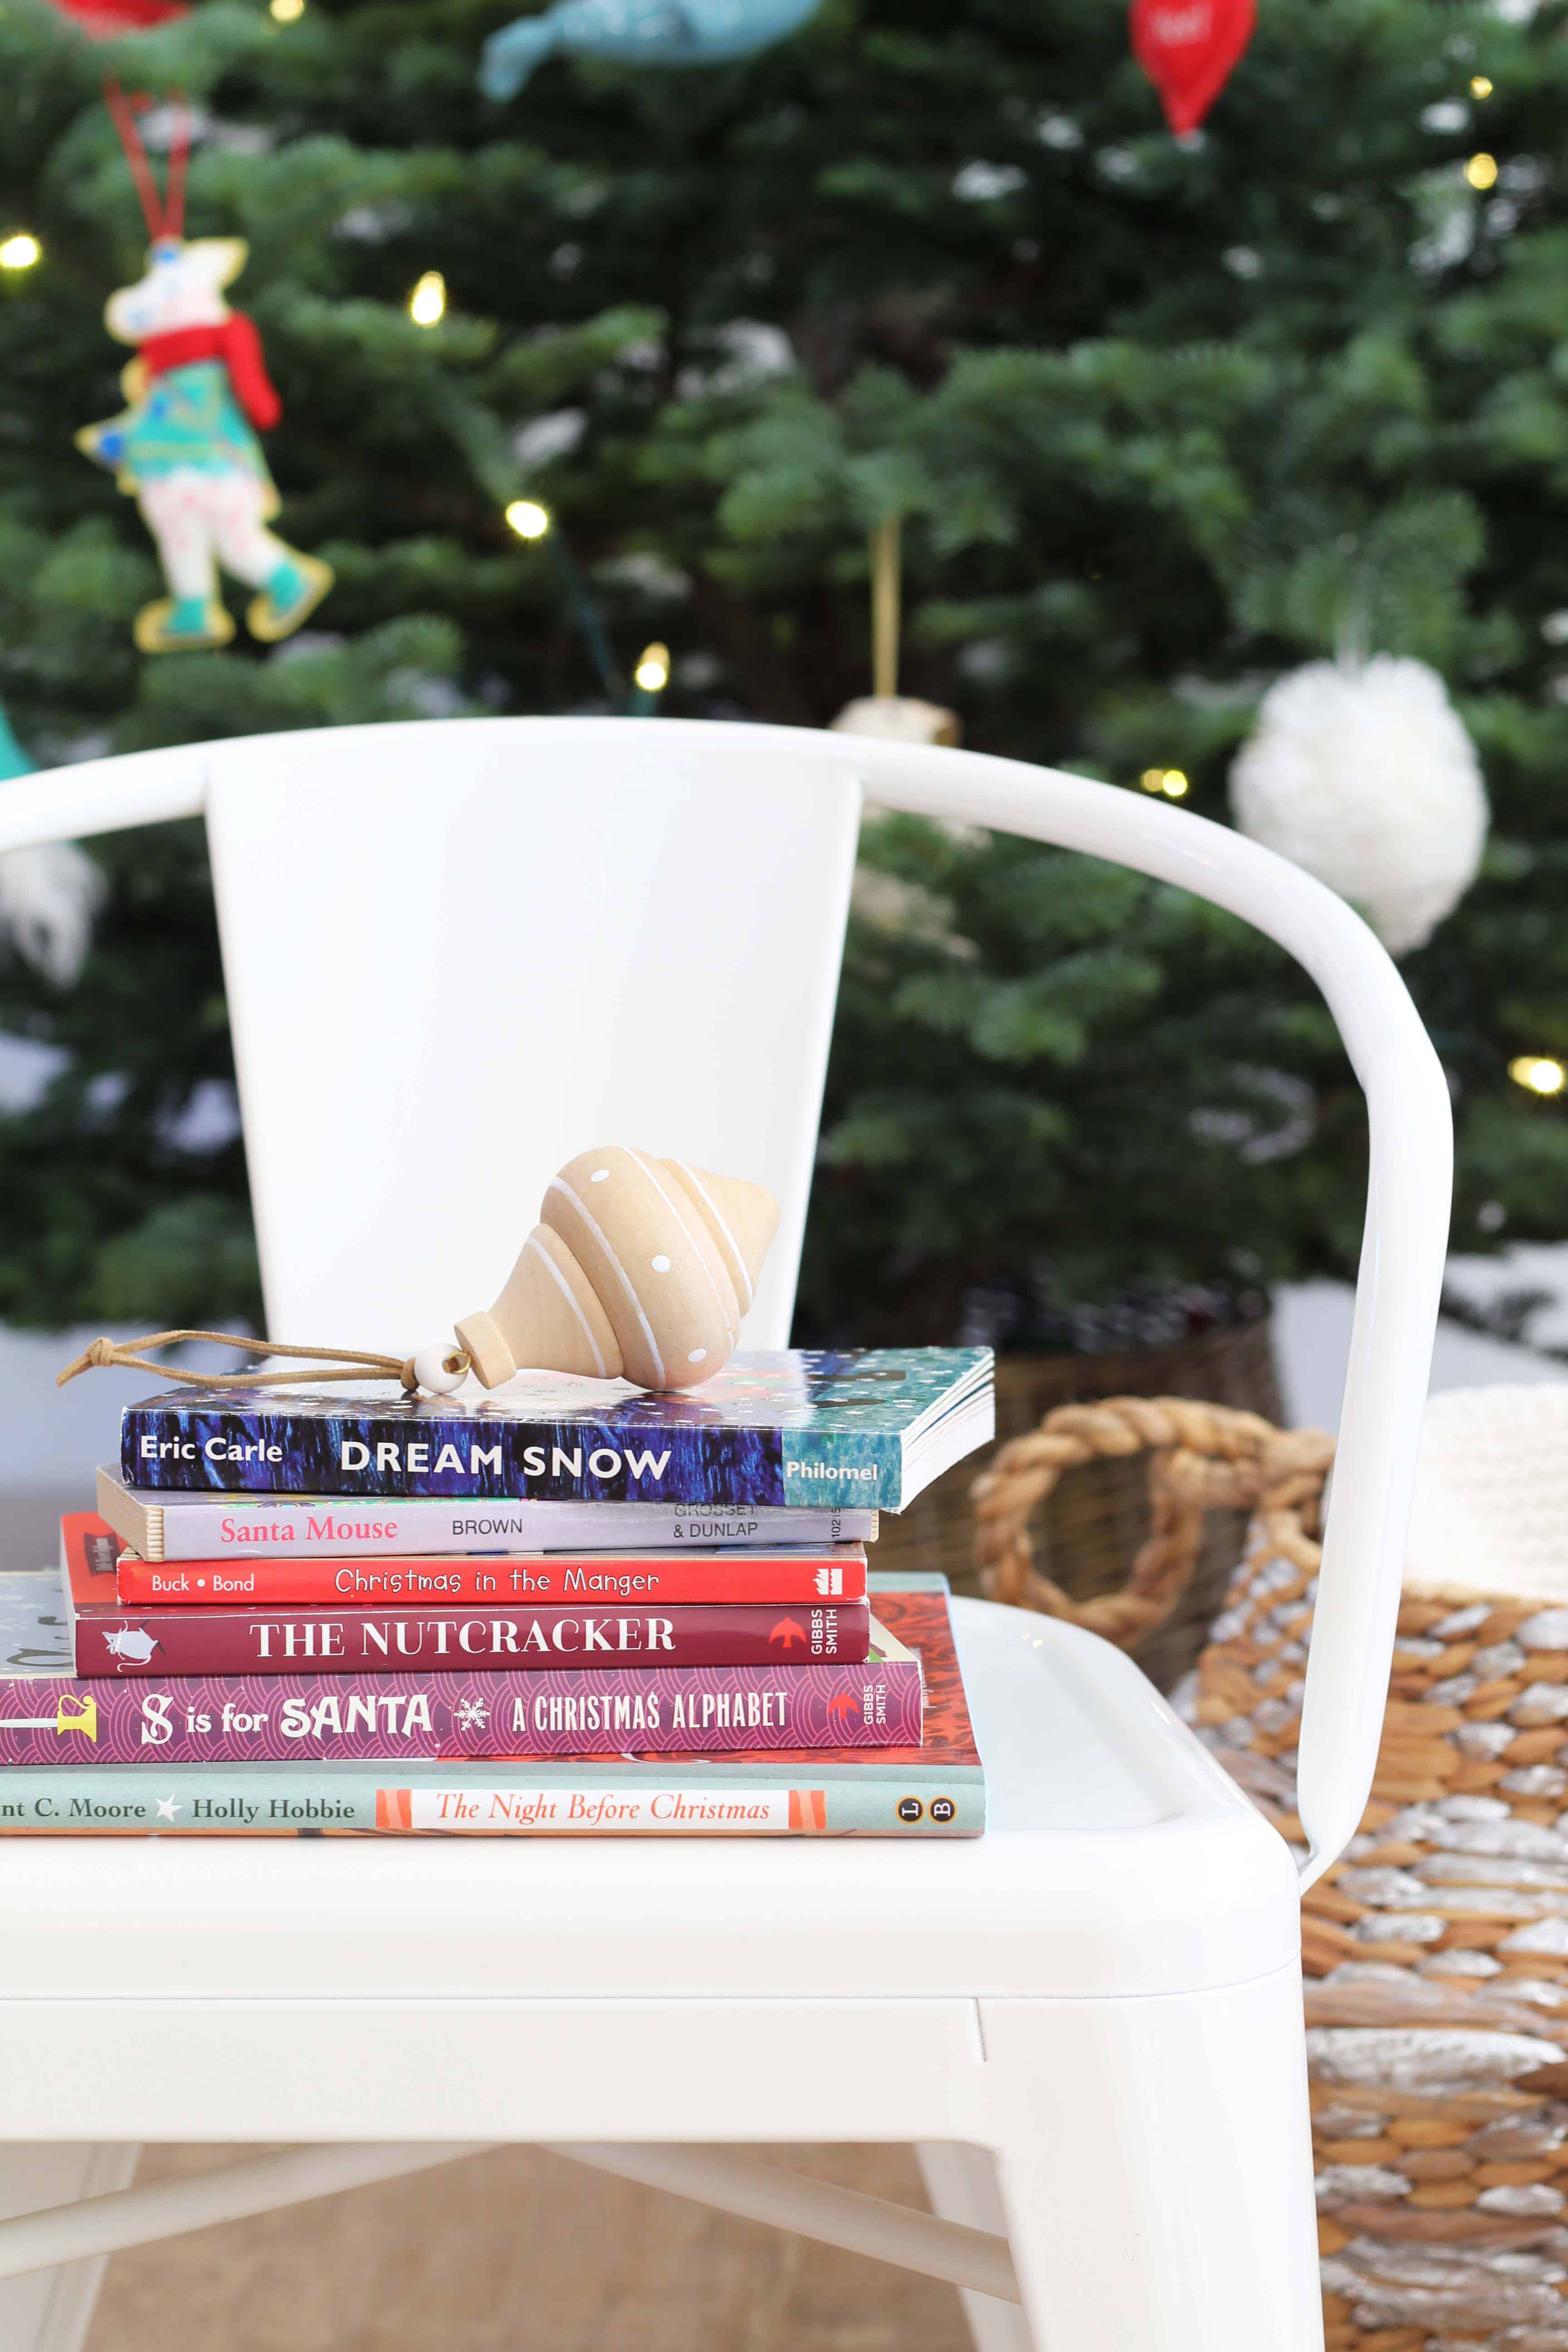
[{"x1": 0, "y1": 1600, "x2": 1298, "y2": 2011}]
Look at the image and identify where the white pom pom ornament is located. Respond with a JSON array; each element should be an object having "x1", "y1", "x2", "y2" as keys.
[
  {"x1": 831, "y1": 696, "x2": 960, "y2": 747},
  {"x1": 0, "y1": 843, "x2": 105, "y2": 987},
  {"x1": 1230, "y1": 656, "x2": 1488, "y2": 957}
]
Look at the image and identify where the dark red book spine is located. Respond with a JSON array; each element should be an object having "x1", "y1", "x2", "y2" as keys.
[{"x1": 68, "y1": 1598, "x2": 870, "y2": 1678}]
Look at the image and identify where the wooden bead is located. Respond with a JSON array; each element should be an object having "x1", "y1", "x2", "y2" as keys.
[
  {"x1": 455, "y1": 1144, "x2": 779, "y2": 1392},
  {"x1": 411, "y1": 1343, "x2": 466, "y2": 1396}
]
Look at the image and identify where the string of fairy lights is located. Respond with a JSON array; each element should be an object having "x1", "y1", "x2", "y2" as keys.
[
  {"x1": 0, "y1": 64, "x2": 1561, "y2": 1091},
  {"x1": 402, "y1": 270, "x2": 664, "y2": 711}
]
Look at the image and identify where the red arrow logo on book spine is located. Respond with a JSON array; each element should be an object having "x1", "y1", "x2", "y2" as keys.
[
  {"x1": 826, "y1": 1690, "x2": 858, "y2": 1723},
  {"x1": 769, "y1": 1617, "x2": 807, "y2": 1650}
]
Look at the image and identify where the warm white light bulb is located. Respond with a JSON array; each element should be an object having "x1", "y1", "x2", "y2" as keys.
[
  {"x1": 1161, "y1": 769, "x2": 1190, "y2": 798},
  {"x1": 634, "y1": 643, "x2": 670, "y2": 693},
  {"x1": 0, "y1": 233, "x2": 42, "y2": 271},
  {"x1": 505, "y1": 499, "x2": 551, "y2": 540},
  {"x1": 1465, "y1": 152, "x2": 1499, "y2": 191},
  {"x1": 269, "y1": 0, "x2": 304, "y2": 22},
  {"x1": 408, "y1": 270, "x2": 446, "y2": 327},
  {"x1": 1470, "y1": 75, "x2": 1493, "y2": 99},
  {"x1": 1510, "y1": 1055, "x2": 1566, "y2": 1097}
]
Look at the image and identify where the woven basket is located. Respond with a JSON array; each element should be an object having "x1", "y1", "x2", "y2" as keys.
[
  {"x1": 1192, "y1": 1392, "x2": 1568, "y2": 2352},
  {"x1": 875, "y1": 1316, "x2": 1282, "y2": 1693}
]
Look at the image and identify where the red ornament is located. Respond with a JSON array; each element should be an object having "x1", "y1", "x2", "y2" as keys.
[
  {"x1": 1130, "y1": 0, "x2": 1255, "y2": 135},
  {"x1": 45, "y1": 0, "x2": 186, "y2": 34}
]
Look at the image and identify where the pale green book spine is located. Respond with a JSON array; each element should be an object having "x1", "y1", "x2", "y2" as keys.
[{"x1": 0, "y1": 1764, "x2": 984, "y2": 1837}]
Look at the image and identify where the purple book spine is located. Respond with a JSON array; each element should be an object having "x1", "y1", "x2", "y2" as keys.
[
  {"x1": 71, "y1": 1602, "x2": 869, "y2": 1677},
  {"x1": 0, "y1": 1660, "x2": 922, "y2": 1762}
]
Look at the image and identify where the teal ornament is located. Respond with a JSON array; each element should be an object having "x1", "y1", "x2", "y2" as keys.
[
  {"x1": 480, "y1": 0, "x2": 821, "y2": 100},
  {"x1": 0, "y1": 700, "x2": 30, "y2": 783}
]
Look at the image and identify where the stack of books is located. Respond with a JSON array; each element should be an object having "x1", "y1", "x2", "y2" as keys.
[{"x1": 0, "y1": 1348, "x2": 994, "y2": 1838}]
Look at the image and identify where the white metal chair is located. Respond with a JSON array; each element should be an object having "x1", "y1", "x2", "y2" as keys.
[{"x1": 0, "y1": 716, "x2": 1450, "y2": 2352}]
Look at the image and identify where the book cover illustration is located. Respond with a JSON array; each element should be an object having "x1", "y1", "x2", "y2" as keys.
[
  {"x1": 120, "y1": 1347, "x2": 993, "y2": 1510},
  {"x1": 0, "y1": 1584, "x2": 983, "y2": 1836},
  {"x1": 63, "y1": 1514, "x2": 870, "y2": 1676},
  {"x1": 0, "y1": 1568, "x2": 921, "y2": 1759}
]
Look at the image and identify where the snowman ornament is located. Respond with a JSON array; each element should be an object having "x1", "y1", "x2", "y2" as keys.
[{"x1": 77, "y1": 232, "x2": 332, "y2": 656}]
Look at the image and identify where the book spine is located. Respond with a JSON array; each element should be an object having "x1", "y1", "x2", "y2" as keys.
[
  {"x1": 0, "y1": 1770, "x2": 982, "y2": 1836},
  {"x1": 0, "y1": 1660, "x2": 921, "y2": 1761},
  {"x1": 116, "y1": 1552, "x2": 868, "y2": 1607},
  {"x1": 121, "y1": 1408, "x2": 896, "y2": 1508},
  {"x1": 781, "y1": 1430, "x2": 902, "y2": 1511},
  {"x1": 74, "y1": 1600, "x2": 870, "y2": 1676},
  {"x1": 112, "y1": 1491, "x2": 877, "y2": 1562}
]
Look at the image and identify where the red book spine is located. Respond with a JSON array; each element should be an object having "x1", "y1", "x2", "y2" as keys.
[
  {"x1": 113, "y1": 1550, "x2": 867, "y2": 1607},
  {"x1": 69, "y1": 1600, "x2": 869, "y2": 1678}
]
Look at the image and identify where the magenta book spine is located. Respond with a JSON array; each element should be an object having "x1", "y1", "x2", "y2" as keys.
[
  {"x1": 72, "y1": 1601, "x2": 870, "y2": 1677},
  {"x1": 0, "y1": 1660, "x2": 921, "y2": 1761}
]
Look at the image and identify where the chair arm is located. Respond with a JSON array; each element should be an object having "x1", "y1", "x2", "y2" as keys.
[
  {"x1": 0, "y1": 744, "x2": 207, "y2": 854},
  {"x1": 687, "y1": 722, "x2": 1449, "y2": 1890},
  {"x1": 12, "y1": 716, "x2": 1450, "y2": 1886}
]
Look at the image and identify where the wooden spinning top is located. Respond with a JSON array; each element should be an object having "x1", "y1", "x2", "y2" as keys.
[{"x1": 441, "y1": 1146, "x2": 779, "y2": 1393}]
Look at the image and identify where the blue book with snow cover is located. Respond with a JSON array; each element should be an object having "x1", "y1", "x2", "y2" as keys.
[{"x1": 121, "y1": 1348, "x2": 994, "y2": 1513}]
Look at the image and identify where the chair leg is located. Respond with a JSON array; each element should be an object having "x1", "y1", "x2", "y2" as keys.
[
  {"x1": 979, "y1": 1966, "x2": 1322, "y2": 2352},
  {"x1": 915, "y1": 2144, "x2": 1034, "y2": 2352},
  {"x1": 0, "y1": 2146, "x2": 139, "y2": 2352}
]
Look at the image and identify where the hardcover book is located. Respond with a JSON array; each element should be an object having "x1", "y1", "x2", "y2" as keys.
[
  {"x1": 61, "y1": 1514, "x2": 870, "y2": 1676},
  {"x1": 95, "y1": 1470, "x2": 879, "y2": 1563},
  {"x1": 0, "y1": 1565, "x2": 920, "y2": 1760},
  {"x1": 98, "y1": 1521, "x2": 868, "y2": 1611},
  {"x1": 118, "y1": 1348, "x2": 994, "y2": 1511},
  {"x1": 0, "y1": 1582, "x2": 981, "y2": 1835},
  {"x1": 113, "y1": 1547, "x2": 867, "y2": 1610}
]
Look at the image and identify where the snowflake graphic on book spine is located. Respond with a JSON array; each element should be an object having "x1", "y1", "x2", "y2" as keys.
[{"x1": 454, "y1": 1696, "x2": 491, "y2": 1735}]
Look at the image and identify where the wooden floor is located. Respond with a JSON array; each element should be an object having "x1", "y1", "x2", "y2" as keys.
[{"x1": 84, "y1": 2144, "x2": 974, "y2": 2352}]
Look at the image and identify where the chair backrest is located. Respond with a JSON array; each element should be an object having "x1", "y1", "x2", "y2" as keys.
[
  {"x1": 0, "y1": 714, "x2": 1453, "y2": 1885},
  {"x1": 200, "y1": 721, "x2": 862, "y2": 1350}
]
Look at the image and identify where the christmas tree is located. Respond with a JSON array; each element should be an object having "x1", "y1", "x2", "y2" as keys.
[{"x1": 2, "y1": 0, "x2": 1567, "y2": 1335}]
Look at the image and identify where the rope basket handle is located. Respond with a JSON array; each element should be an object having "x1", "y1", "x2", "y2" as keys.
[{"x1": 970, "y1": 1395, "x2": 1336, "y2": 1649}]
